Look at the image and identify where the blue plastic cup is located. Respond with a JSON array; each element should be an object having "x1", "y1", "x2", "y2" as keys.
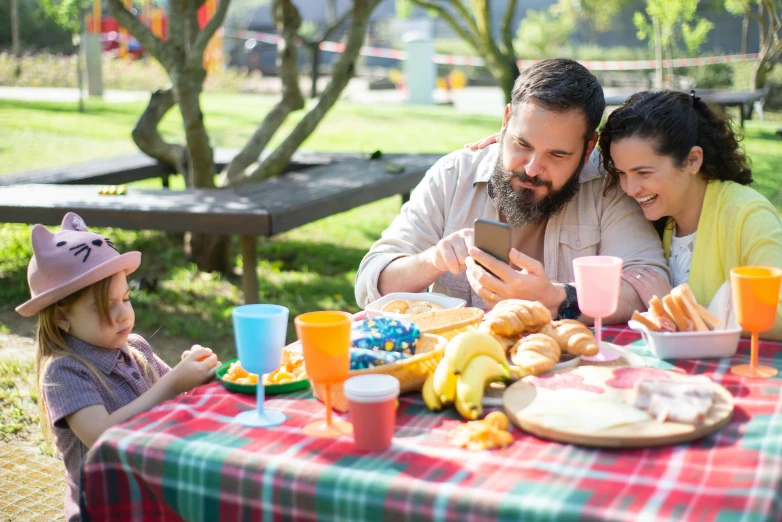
[{"x1": 232, "y1": 304, "x2": 289, "y2": 428}]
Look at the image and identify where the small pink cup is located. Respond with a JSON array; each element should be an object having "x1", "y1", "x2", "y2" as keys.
[{"x1": 343, "y1": 375, "x2": 400, "y2": 452}]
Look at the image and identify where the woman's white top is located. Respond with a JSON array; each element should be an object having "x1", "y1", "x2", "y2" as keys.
[{"x1": 668, "y1": 227, "x2": 697, "y2": 286}]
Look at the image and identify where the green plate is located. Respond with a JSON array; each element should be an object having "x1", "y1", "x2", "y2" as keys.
[{"x1": 216, "y1": 358, "x2": 310, "y2": 395}]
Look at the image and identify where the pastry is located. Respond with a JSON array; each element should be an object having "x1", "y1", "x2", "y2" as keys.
[
  {"x1": 509, "y1": 333, "x2": 561, "y2": 375},
  {"x1": 633, "y1": 283, "x2": 724, "y2": 333},
  {"x1": 631, "y1": 310, "x2": 660, "y2": 332},
  {"x1": 483, "y1": 299, "x2": 551, "y2": 337},
  {"x1": 539, "y1": 320, "x2": 599, "y2": 356},
  {"x1": 381, "y1": 298, "x2": 443, "y2": 315}
]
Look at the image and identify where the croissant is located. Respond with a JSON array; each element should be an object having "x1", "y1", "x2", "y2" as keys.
[
  {"x1": 538, "y1": 320, "x2": 599, "y2": 357},
  {"x1": 510, "y1": 333, "x2": 561, "y2": 376},
  {"x1": 475, "y1": 323, "x2": 515, "y2": 352},
  {"x1": 483, "y1": 300, "x2": 551, "y2": 337}
]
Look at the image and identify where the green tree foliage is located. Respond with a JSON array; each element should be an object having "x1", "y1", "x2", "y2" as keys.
[
  {"x1": 0, "y1": 0, "x2": 73, "y2": 53},
  {"x1": 724, "y1": 0, "x2": 782, "y2": 88},
  {"x1": 516, "y1": 2, "x2": 576, "y2": 57},
  {"x1": 634, "y1": 0, "x2": 714, "y2": 57}
]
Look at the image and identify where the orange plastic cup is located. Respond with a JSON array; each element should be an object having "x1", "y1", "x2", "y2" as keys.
[
  {"x1": 730, "y1": 266, "x2": 782, "y2": 378},
  {"x1": 294, "y1": 310, "x2": 354, "y2": 438},
  {"x1": 294, "y1": 311, "x2": 352, "y2": 383},
  {"x1": 731, "y1": 267, "x2": 782, "y2": 333}
]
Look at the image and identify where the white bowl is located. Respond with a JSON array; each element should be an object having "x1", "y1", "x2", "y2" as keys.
[
  {"x1": 628, "y1": 312, "x2": 741, "y2": 360},
  {"x1": 365, "y1": 292, "x2": 466, "y2": 319}
]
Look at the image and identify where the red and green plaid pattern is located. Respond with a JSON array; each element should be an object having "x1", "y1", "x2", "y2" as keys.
[{"x1": 81, "y1": 327, "x2": 782, "y2": 521}]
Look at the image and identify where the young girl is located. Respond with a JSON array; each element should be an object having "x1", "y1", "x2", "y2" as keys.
[
  {"x1": 598, "y1": 90, "x2": 782, "y2": 339},
  {"x1": 16, "y1": 212, "x2": 220, "y2": 522}
]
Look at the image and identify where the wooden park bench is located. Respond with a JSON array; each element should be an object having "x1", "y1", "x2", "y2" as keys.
[
  {"x1": 0, "y1": 153, "x2": 441, "y2": 302},
  {"x1": 604, "y1": 89, "x2": 766, "y2": 127},
  {"x1": 1, "y1": 148, "x2": 249, "y2": 188}
]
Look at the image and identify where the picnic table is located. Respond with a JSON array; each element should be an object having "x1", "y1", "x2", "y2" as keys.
[
  {"x1": 604, "y1": 89, "x2": 766, "y2": 127},
  {"x1": 80, "y1": 325, "x2": 782, "y2": 522}
]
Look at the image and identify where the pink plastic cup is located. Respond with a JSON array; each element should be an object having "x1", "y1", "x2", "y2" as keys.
[{"x1": 343, "y1": 375, "x2": 400, "y2": 452}]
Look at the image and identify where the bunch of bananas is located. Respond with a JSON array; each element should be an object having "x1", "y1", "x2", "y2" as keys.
[{"x1": 423, "y1": 331, "x2": 510, "y2": 420}]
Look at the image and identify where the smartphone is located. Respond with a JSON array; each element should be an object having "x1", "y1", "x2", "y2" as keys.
[{"x1": 473, "y1": 218, "x2": 511, "y2": 273}]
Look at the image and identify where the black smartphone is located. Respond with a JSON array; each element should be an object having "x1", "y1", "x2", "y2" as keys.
[{"x1": 473, "y1": 218, "x2": 511, "y2": 273}]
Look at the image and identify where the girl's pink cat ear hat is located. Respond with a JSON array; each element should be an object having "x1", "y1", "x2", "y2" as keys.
[{"x1": 16, "y1": 213, "x2": 141, "y2": 317}]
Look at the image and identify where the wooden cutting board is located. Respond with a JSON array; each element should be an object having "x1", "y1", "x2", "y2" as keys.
[{"x1": 503, "y1": 365, "x2": 734, "y2": 448}]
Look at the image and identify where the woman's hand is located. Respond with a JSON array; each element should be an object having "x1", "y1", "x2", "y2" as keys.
[
  {"x1": 170, "y1": 345, "x2": 219, "y2": 395},
  {"x1": 464, "y1": 133, "x2": 501, "y2": 151}
]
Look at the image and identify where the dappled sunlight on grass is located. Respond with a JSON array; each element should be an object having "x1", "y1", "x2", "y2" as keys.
[{"x1": 1, "y1": 96, "x2": 780, "y2": 362}]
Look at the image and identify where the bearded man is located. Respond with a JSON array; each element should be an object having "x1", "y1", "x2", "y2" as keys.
[{"x1": 355, "y1": 59, "x2": 669, "y2": 323}]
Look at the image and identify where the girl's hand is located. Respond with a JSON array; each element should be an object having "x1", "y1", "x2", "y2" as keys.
[
  {"x1": 464, "y1": 133, "x2": 501, "y2": 151},
  {"x1": 169, "y1": 345, "x2": 219, "y2": 395},
  {"x1": 180, "y1": 344, "x2": 212, "y2": 362}
]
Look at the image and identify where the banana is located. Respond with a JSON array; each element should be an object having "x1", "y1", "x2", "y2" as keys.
[
  {"x1": 422, "y1": 373, "x2": 443, "y2": 412},
  {"x1": 454, "y1": 355, "x2": 510, "y2": 420},
  {"x1": 446, "y1": 331, "x2": 509, "y2": 374},
  {"x1": 432, "y1": 357, "x2": 458, "y2": 404}
]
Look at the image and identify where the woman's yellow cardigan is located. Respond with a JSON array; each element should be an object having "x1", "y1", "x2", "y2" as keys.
[{"x1": 662, "y1": 180, "x2": 782, "y2": 340}]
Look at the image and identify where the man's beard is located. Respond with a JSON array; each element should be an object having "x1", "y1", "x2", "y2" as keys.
[{"x1": 489, "y1": 141, "x2": 586, "y2": 227}]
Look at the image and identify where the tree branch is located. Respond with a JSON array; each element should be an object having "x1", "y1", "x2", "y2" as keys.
[
  {"x1": 445, "y1": 0, "x2": 481, "y2": 41},
  {"x1": 168, "y1": 0, "x2": 187, "y2": 51},
  {"x1": 471, "y1": 0, "x2": 505, "y2": 63},
  {"x1": 320, "y1": 7, "x2": 352, "y2": 41},
  {"x1": 106, "y1": 0, "x2": 169, "y2": 68},
  {"x1": 500, "y1": 0, "x2": 518, "y2": 57},
  {"x1": 131, "y1": 89, "x2": 189, "y2": 179},
  {"x1": 187, "y1": 0, "x2": 232, "y2": 69},
  {"x1": 235, "y1": 0, "x2": 383, "y2": 185},
  {"x1": 186, "y1": 0, "x2": 201, "y2": 47},
  {"x1": 409, "y1": 0, "x2": 482, "y2": 51},
  {"x1": 219, "y1": 0, "x2": 305, "y2": 185}
]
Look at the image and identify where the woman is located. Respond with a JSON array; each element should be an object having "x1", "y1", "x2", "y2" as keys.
[
  {"x1": 468, "y1": 90, "x2": 782, "y2": 338},
  {"x1": 599, "y1": 90, "x2": 782, "y2": 339}
]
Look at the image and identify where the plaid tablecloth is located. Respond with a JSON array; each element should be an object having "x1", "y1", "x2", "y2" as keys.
[{"x1": 81, "y1": 326, "x2": 782, "y2": 522}]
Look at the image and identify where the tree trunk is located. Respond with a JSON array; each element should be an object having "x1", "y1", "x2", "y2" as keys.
[
  {"x1": 496, "y1": 59, "x2": 519, "y2": 105},
  {"x1": 234, "y1": 0, "x2": 382, "y2": 185},
  {"x1": 218, "y1": 0, "x2": 304, "y2": 186},
  {"x1": 176, "y1": 79, "x2": 215, "y2": 188},
  {"x1": 176, "y1": 73, "x2": 230, "y2": 272},
  {"x1": 653, "y1": 15, "x2": 664, "y2": 89},
  {"x1": 666, "y1": 41, "x2": 675, "y2": 89},
  {"x1": 132, "y1": 88, "x2": 189, "y2": 178},
  {"x1": 310, "y1": 44, "x2": 321, "y2": 98},
  {"x1": 11, "y1": 0, "x2": 21, "y2": 77},
  {"x1": 741, "y1": 12, "x2": 749, "y2": 55},
  {"x1": 752, "y1": 57, "x2": 770, "y2": 90},
  {"x1": 77, "y1": 36, "x2": 85, "y2": 113},
  {"x1": 184, "y1": 232, "x2": 231, "y2": 273}
]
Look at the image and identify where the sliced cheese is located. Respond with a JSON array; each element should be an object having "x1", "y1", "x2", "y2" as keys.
[{"x1": 524, "y1": 393, "x2": 652, "y2": 432}]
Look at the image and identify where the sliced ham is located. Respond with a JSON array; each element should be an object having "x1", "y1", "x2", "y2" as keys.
[{"x1": 631, "y1": 376, "x2": 715, "y2": 425}]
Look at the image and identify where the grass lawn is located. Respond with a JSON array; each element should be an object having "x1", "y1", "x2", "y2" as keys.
[
  {"x1": 0, "y1": 91, "x2": 781, "y2": 455},
  {"x1": 0, "y1": 93, "x2": 500, "y2": 363}
]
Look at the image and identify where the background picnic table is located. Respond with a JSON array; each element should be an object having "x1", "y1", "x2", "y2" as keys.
[{"x1": 81, "y1": 326, "x2": 782, "y2": 522}]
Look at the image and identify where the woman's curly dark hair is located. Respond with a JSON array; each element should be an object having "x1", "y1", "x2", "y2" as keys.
[{"x1": 599, "y1": 90, "x2": 753, "y2": 199}]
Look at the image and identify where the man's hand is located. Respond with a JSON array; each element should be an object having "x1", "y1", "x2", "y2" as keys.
[
  {"x1": 429, "y1": 228, "x2": 474, "y2": 275},
  {"x1": 465, "y1": 247, "x2": 566, "y2": 315}
]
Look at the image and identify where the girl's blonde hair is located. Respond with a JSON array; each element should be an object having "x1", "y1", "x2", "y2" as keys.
[{"x1": 36, "y1": 275, "x2": 159, "y2": 444}]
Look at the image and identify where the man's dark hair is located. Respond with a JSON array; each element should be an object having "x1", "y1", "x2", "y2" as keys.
[{"x1": 511, "y1": 59, "x2": 605, "y2": 139}]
